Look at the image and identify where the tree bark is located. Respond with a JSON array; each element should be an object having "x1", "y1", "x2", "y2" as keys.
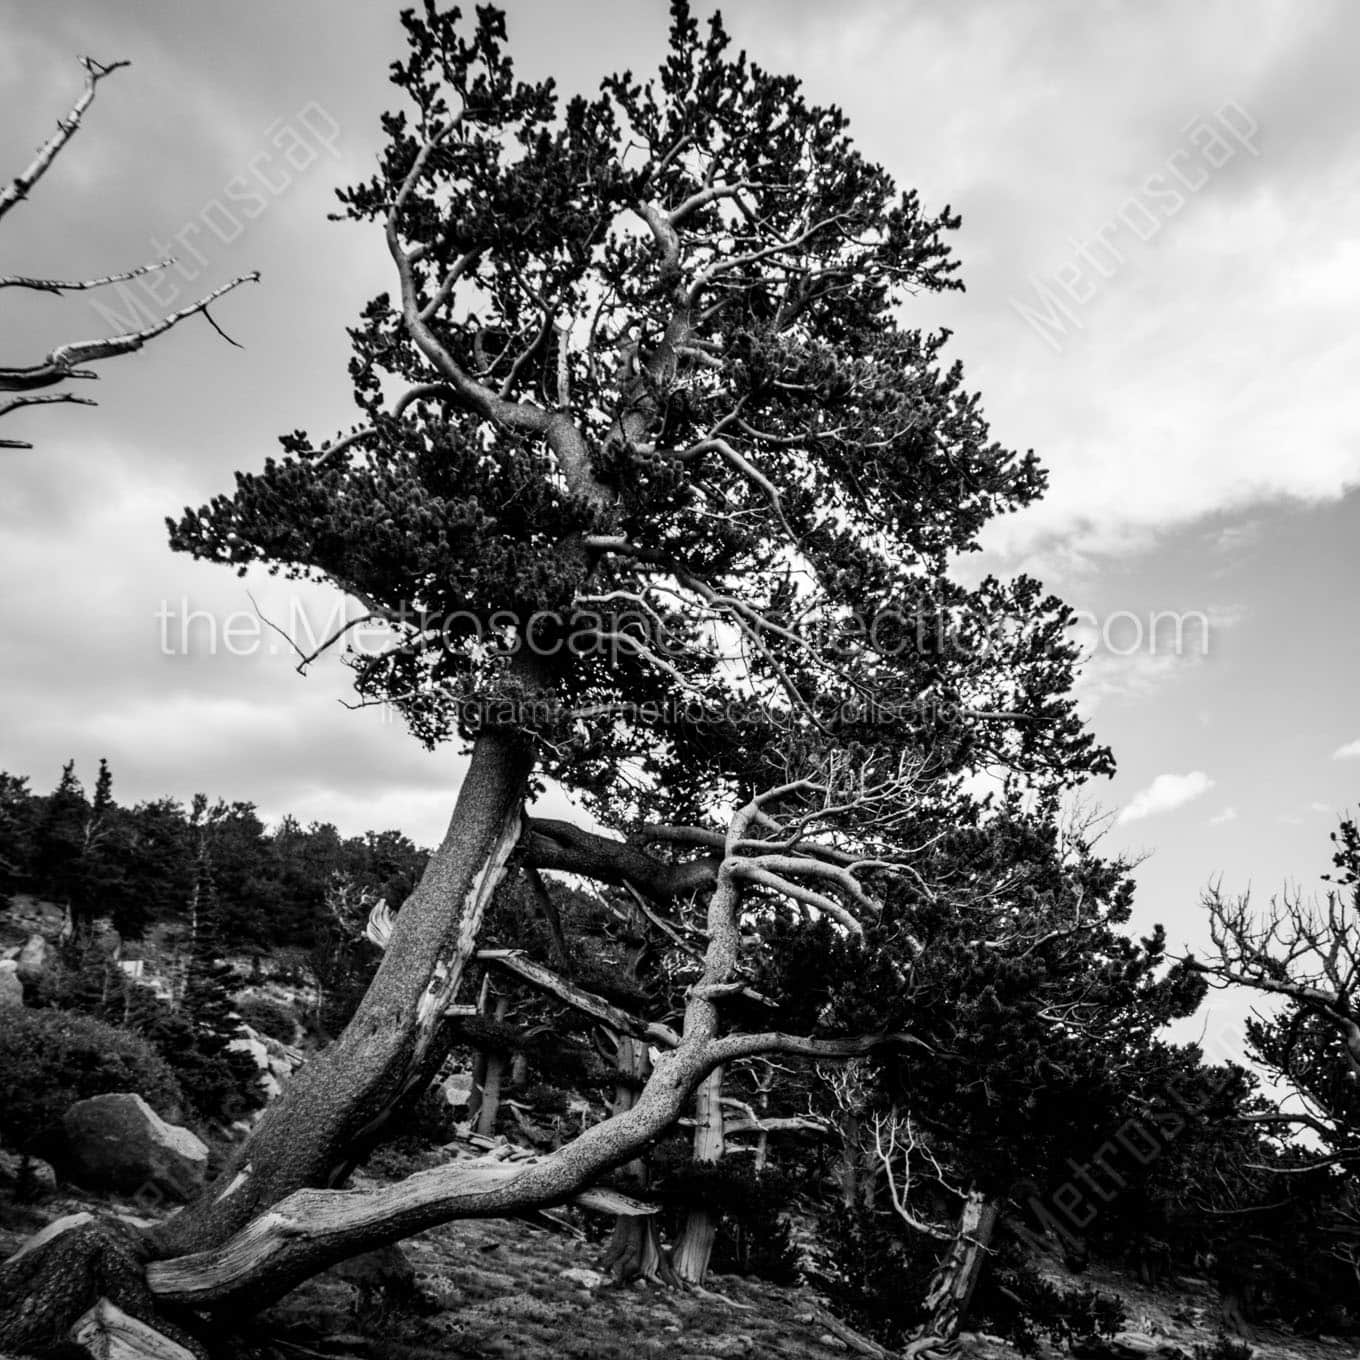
[
  {"x1": 917, "y1": 1189, "x2": 999, "y2": 1342},
  {"x1": 671, "y1": 1064, "x2": 725, "y2": 1285},
  {"x1": 148, "y1": 727, "x2": 531, "y2": 1257},
  {"x1": 0, "y1": 1214, "x2": 205, "y2": 1358}
]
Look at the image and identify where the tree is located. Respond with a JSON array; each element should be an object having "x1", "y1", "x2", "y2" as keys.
[
  {"x1": 767, "y1": 803, "x2": 1207, "y2": 1348},
  {"x1": 0, "y1": 771, "x2": 37, "y2": 906},
  {"x1": 1192, "y1": 811, "x2": 1360, "y2": 1162},
  {"x1": 0, "y1": 56, "x2": 255, "y2": 449},
  {"x1": 117, "y1": 797, "x2": 194, "y2": 940},
  {"x1": 159, "y1": 798, "x2": 265, "y2": 1123},
  {"x1": 0, "y1": 5, "x2": 1109, "y2": 1348},
  {"x1": 31, "y1": 759, "x2": 89, "y2": 932}
]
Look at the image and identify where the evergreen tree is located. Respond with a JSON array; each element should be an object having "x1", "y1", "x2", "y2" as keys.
[
  {"x1": 0, "y1": 772, "x2": 35, "y2": 907},
  {"x1": 75, "y1": 757, "x2": 131, "y2": 941},
  {"x1": 155, "y1": 796, "x2": 265, "y2": 1123},
  {"x1": 118, "y1": 797, "x2": 193, "y2": 940},
  {"x1": 31, "y1": 759, "x2": 88, "y2": 936},
  {"x1": 3, "y1": 5, "x2": 1131, "y2": 1343}
]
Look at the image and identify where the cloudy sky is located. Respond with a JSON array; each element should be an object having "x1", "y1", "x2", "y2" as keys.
[{"x1": 2, "y1": 1, "x2": 1357, "y2": 1048}]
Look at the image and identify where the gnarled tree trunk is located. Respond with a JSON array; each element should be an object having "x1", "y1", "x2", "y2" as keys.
[
  {"x1": 917, "y1": 1189, "x2": 999, "y2": 1343},
  {"x1": 149, "y1": 728, "x2": 531, "y2": 1258}
]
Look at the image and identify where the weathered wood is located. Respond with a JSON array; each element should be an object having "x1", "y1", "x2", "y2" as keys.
[
  {"x1": 0, "y1": 1217, "x2": 204, "y2": 1359},
  {"x1": 476, "y1": 948, "x2": 680, "y2": 1048},
  {"x1": 598, "y1": 1034, "x2": 677, "y2": 1285},
  {"x1": 810, "y1": 1306, "x2": 897, "y2": 1359},
  {"x1": 671, "y1": 1064, "x2": 725, "y2": 1284},
  {"x1": 149, "y1": 728, "x2": 533, "y2": 1257},
  {"x1": 71, "y1": 1298, "x2": 197, "y2": 1360},
  {"x1": 146, "y1": 1147, "x2": 661, "y2": 1310},
  {"x1": 918, "y1": 1188, "x2": 999, "y2": 1341}
]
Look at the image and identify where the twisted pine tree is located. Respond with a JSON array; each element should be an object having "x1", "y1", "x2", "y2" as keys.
[{"x1": 2, "y1": 5, "x2": 1113, "y2": 1347}]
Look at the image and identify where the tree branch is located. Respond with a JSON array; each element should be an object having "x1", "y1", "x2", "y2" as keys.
[
  {"x1": 476, "y1": 948, "x2": 680, "y2": 1049},
  {"x1": 707, "y1": 1030, "x2": 932, "y2": 1065},
  {"x1": 0, "y1": 56, "x2": 129, "y2": 223},
  {"x1": 0, "y1": 272, "x2": 261, "y2": 394},
  {"x1": 0, "y1": 258, "x2": 173, "y2": 294}
]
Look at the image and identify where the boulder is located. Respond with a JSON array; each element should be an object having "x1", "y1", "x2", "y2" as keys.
[
  {"x1": 229, "y1": 1028, "x2": 296, "y2": 1102},
  {"x1": 560, "y1": 1266, "x2": 607, "y2": 1290},
  {"x1": 0, "y1": 960, "x2": 22, "y2": 1008},
  {"x1": 229, "y1": 1032, "x2": 270, "y2": 1073},
  {"x1": 0, "y1": 1148, "x2": 57, "y2": 1195},
  {"x1": 441, "y1": 1071, "x2": 474, "y2": 1110},
  {"x1": 61, "y1": 1093, "x2": 208, "y2": 1203},
  {"x1": 328, "y1": 1244, "x2": 419, "y2": 1315},
  {"x1": 14, "y1": 933, "x2": 47, "y2": 984}
]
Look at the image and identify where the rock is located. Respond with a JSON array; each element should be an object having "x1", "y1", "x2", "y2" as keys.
[
  {"x1": 61, "y1": 1092, "x2": 208, "y2": 1202},
  {"x1": 441, "y1": 1071, "x2": 474, "y2": 1108},
  {"x1": 0, "y1": 1148, "x2": 56, "y2": 1194},
  {"x1": 330, "y1": 1244, "x2": 416, "y2": 1292},
  {"x1": 692, "y1": 1337, "x2": 754, "y2": 1357},
  {"x1": 0, "y1": 961, "x2": 22, "y2": 1008},
  {"x1": 480, "y1": 1292, "x2": 564, "y2": 1323},
  {"x1": 560, "y1": 1266, "x2": 607, "y2": 1290},
  {"x1": 229, "y1": 1033, "x2": 270, "y2": 1072},
  {"x1": 1073, "y1": 1334, "x2": 1192, "y2": 1360},
  {"x1": 817, "y1": 1336, "x2": 849, "y2": 1351},
  {"x1": 328, "y1": 1244, "x2": 418, "y2": 1315},
  {"x1": 14, "y1": 933, "x2": 47, "y2": 983},
  {"x1": 229, "y1": 1028, "x2": 297, "y2": 1102}
]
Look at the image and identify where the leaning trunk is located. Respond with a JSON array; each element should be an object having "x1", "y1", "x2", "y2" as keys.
[
  {"x1": 670, "y1": 1064, "x2": 725, "y2": 1285},
  {"x1": 149, "y1": 728, "x2": 531, "y2": 1257},
  {"x1": 917, "y1": 1188, "x2": 999, "y2": 1343}
]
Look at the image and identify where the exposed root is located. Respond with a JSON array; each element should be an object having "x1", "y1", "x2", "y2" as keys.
[{"x1": 685, "y1": 1280, "x2": 757, "y2": 1311}]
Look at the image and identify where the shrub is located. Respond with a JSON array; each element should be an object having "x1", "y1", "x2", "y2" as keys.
[
  {"x1": 124, "y1": 988, "x2": 266, "y2": 1127},
  {"x1": 652, "y1": 1147, "x2": 800, "y2": 1285},
  {"x1": 1194, "y1": 1337, "x2": 1255, "y2": 1360},
  {"x1": 0, "y1": 1009, "x2": 183, "y2": 1154},
  {"x1": 976, "y1": 1250, "x2": 1127, "y2": 1356},
  {"x1": 235, "y1": 994, "x2": 298, "y2": 1045}
]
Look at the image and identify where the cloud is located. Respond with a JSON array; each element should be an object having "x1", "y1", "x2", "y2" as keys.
[
  {"x1": 1333, "y1": 739, "x2": 1360, "y2": 759},
  {"x1": 1209, "y1": 807, "x2": 1238, "y2": 825},
  {"x1": 1118, "y1": 771, "x2": 1215, "y2": 824}
]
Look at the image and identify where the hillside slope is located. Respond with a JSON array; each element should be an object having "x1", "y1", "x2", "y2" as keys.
[{"x1": 4, "y1": 1172, "x2": 1358, "y2": 1360}]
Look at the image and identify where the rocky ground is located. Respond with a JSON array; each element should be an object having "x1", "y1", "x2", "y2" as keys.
[{"x1": 4, "y1": 1165, "x2": 1359, "y2": 1360}]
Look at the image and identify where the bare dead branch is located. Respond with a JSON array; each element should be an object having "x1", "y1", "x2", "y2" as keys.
[
  {"x1": 0, "y1": 258, "x2": 173, "y2": 293},
  {"x1": 0, "y1": 272, "x2": 261, "y2": 395},
  {"x1": 0, "y1": 56, "x2": 130, "y2": 222}
]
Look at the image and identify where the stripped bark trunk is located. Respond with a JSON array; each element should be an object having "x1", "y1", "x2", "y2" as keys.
[
  {"x1": 474, "y1": 994, "x2": 511, "y2": 1138},
  {"x1": 670, "y1": 1064, "x2": 725, "y2": 1285},
  {"x1": 148, "y1": 728, "x2": 531, "y2": 1257},
  {"x1": 917, "y1": 1189, "x2": 999, "y2": 1342},
  {"x1": 465, "y1": 973, "x2": 493, "y2": 1127},
  {"x1": 599, "y1": 1034, "x2": 677, "y2": 1285}
]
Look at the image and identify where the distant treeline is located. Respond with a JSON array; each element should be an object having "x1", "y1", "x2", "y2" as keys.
[{"x1": 0, "y1": 759, "x2": 428, "y2": 950}]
